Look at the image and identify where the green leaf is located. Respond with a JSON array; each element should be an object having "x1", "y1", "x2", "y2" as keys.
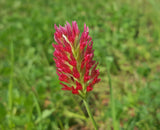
[{"x1": 35, "y1": 109, "x2": 55, "y2": 124}]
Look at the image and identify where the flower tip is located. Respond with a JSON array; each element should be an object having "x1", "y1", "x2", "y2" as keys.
[
  {"x1": 72, "y1": 21, "x2": 77, "y2": 26},
  {"x1": 84, "y1": 23, "x2": 89, "y2": 32},
  {"x1": 87, "y1": 85, "x2": 93, "y2": 92},
  {"x1": 60, "y1": 83, "x2": 72, "y2": 90},
  {"x1": 66, "y1": 21, "x2": 70, "y2": 25},
  {"x1": 52, "y1": 43, "x2": 55, "y2": 47},
  {"x1": 54, "y1": 24, "x2": 58, "y2": 29}
]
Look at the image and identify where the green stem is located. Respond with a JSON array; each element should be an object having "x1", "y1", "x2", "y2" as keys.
[{"x1": 83, "y1": 99, "x2": 98, "y2": 130}]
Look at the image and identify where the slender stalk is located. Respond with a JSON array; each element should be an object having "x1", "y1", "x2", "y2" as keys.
[{"x1": 83, "y1": 99, "x2": 98, "y2": 130}]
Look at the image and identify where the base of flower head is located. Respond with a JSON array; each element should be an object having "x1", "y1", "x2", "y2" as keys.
[{"x1": 60, "y1": 82, "x2": 83, "y2": 95}]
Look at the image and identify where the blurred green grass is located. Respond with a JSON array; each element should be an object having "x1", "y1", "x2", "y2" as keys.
[{"x1": 0, "y1": 0, "x2": 160, "y2": 129}]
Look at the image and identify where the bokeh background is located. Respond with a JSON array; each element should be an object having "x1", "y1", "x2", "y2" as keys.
[{"x1": 0, "y1": 0, "x2": 160, "y2": 129}]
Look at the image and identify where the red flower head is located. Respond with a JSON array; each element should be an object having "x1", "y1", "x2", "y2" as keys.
[{"x1": 53, "y1": 21, "x2": 100, "y2": 96}]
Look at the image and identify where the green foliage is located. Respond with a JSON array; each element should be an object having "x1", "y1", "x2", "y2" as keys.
[{"x1": 0, "y1": 0, "x2": 160, "y2": 129}]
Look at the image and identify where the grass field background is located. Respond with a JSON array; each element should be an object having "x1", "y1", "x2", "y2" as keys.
[{"x1": 0, "y1": 0, "x2": 160, "y2": 129}]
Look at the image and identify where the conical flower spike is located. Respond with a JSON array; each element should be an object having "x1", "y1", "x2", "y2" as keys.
[{"x1": 53, "y1": 21, "x2": 100, "y2": 97}]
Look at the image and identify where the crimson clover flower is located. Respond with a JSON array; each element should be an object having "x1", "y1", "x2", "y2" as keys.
[{"x1": 53, "y1": 21, "x2": 100, "y2": 97}]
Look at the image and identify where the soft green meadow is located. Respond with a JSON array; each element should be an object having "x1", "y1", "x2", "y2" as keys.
[{"x1": 0, "y1": 0, "x2": 160, "y2": 129}]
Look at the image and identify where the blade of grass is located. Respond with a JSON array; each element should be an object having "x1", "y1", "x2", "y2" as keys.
[
  {"x1": 106, "y1": 57, "x2": 119, "y2": 130},
  {"x1": 32, "y1": 92, "x2": 42, "y2": 129},
  {"x1": 8, "y1": 42, "x2": 14, "y2": 127}
]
